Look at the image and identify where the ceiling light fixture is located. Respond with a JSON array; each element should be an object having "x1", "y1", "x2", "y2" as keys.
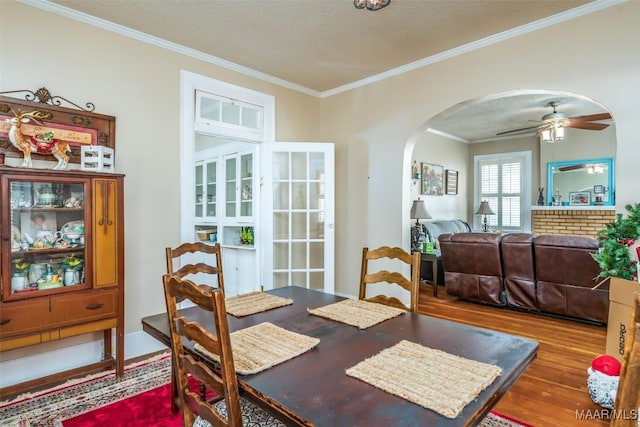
[
  {"x1": 540, "y1": 125, "x2": 565, "y2": 143},
  {"x1": 354, "y1": 0, "x2": 390, "y2": 11},
  {"x1": 539, "y1": 102, "x2": 569, "y2": 143}
]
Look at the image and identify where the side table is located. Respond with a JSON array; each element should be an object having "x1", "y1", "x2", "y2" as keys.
[{"x1": 421, "y1": 251, "x2": 442, "y2": 297}]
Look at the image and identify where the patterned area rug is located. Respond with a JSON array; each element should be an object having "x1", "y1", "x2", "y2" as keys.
[{"x1": 0, "y1": 352, "x2": 530, "y2": 426}]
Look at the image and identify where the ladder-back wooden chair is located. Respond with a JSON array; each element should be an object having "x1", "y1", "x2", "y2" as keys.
[
  {"x1": 611, "y1": 293, "x2": 640, "y2": 427},
  {"x1": 359, "y1": 246, "x2": 421, "y2": 312},
  {"x1": 163, "y1": 275, "x2": 284, "y2": 427},
  {"x1": 166, "y1": 242, "x2": 225, "y2": 412},
  {"x1": 166, "y1": 241, "x2": 224, "y2": 291}
]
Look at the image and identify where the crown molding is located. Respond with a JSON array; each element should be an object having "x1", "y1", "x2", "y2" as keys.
[
  {"x1": 17, "y1": 0, "x2": 322, "y2": 98},
  {"x1": 18, "y1": 0, "x2": 627, "y2": 99},
  {"x1": 321, "y1": 0, "x2": 628, "y2": 98}
]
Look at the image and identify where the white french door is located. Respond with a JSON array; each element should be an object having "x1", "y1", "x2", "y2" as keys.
[{"x1": 262, "y1": 143, "x2": 335, "y2": 293}]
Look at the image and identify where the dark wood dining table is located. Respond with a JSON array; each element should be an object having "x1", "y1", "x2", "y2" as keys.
[{"x1": 142, "y1": 286, "x2": 538, "y2": 426}]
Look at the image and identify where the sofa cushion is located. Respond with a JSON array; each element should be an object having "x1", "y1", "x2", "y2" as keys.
[
  {"x1": 423, "y1": 220, "x2": 471, "y2": 248},
  {"x1": 501, "y1": 233, "x2": 538, "y2": 311},
  {"x1": 533, "y1": 234, "x2": 608, "y2": 323},
  {"x1": 439, "y1": 232, "x2": 505, "y2": 306}
]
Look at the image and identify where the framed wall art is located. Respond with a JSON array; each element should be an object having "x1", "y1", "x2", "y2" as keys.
[
  {"x1": 421, "y1": 162, "x2": 444, "y2": 196},
  {"x1": 569, "y1": 191, "x2": 591, "y2": 206},
  {"x1": 0, "y1": 87, "x2": 115, "y2": 166},
  {"x1": 445, "y1": 169, "x2": 458, "y2": 195}
]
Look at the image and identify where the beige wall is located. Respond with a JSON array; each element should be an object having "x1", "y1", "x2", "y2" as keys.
[
  {"x1": 1, "y1": 1, "x2": 639, "y2": 373},
  {"x1": 411, "y1": 133, "x2": 468, "y2": 221},
  {"x1": 0, "y1": 1, "x2": 321, "y2": 364},
  {"x1": 321, "y1": 1, "x2": 640, "y2": 297}
]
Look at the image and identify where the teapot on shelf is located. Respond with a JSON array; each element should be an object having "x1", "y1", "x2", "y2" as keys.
[
  {"x1": 24, "y1": 227, "x2": 63, "y2": 249},
  {"x1": 35, "y1": 185, "x2": 57, "y2": 206}
]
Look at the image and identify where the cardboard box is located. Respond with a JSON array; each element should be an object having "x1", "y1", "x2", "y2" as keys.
[{"x1": 606, "y1": 277, "x2": 640, "y2": 362}]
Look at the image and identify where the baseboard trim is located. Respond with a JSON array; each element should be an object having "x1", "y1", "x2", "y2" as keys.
[{"x1": 0, "y1": 331, "x2": 167, "y2": 389}]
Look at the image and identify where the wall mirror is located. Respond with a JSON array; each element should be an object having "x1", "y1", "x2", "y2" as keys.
[{"x1": 546, "y1": 157, "x2": 614, "y2": 206}]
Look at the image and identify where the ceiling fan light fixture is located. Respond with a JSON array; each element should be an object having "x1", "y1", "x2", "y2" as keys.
[
  {"x1": 354, "y1": 0, "x2": 390, "y2": 11},
  {"x1": 540, "y1": 125, "x2": 565, "y2": 143}
]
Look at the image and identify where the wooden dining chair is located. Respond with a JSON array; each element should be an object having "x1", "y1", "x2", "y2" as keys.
[
  {"x1": 611, "y1": 293, "x2": 640, "y2": 427},
  {"x1": 359, "y1": 246, "x2": 421, "y2": 312},
  {"x1": 166, "y1": 242, "x2": 225, "y2": 412},
  {"x1": 163, "y1": 274, "x2": 284, "y2": 427},
  {"x1": 166, "y1": 241, "x2": 225, "y2": 291}
]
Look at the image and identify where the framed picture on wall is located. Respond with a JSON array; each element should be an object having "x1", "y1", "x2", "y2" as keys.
[
  {"x1": 569, "y1": 191, "x2": 591, "y2": 206},
  {"x1": 445, "y1": 169, "x2": 458, "y2": 195},
  {"x1": 421, "y1": 162, "x2": 444, "y2": 196}
]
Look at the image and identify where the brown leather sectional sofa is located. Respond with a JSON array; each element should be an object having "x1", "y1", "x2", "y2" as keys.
[{"x1": 438, "y1": 232, "x2": 608, "y2": 324}]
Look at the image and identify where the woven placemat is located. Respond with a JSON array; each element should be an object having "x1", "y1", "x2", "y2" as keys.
[
  {"x1": 194, "y1": 322, "x2": 319, "y2": 375},
  {"x1": 225, "y1": 291, "x2": 293, "y2": 317},
  {"x1": 346, "y1": 340, "x2": 502, "y2": 419},
  {"x1": 307, "y1": 298, "x2": 405, "y2": 329}
]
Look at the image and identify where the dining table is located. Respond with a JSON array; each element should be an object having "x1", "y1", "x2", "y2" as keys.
[{"x1": 141, "y1": 286, "x2": 538, "y2": 426}]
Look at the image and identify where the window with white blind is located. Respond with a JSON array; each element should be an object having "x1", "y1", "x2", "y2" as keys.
[{"x1": 474, "y1": 151, "x2": 532, "y2": 232}]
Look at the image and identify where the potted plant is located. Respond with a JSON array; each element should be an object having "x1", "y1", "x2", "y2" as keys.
[
  {"x1": 592, "y1": 203, "x2": 640, "y2": 281},
  {"x1": 61, "y1": 255, "x2": 83, "y2": 285},
  {"x1": 591, "y1": 203, "x2": 640, "y2": 364},
  {"x1": 11, "y1": 257, "x2": 30, "y2": 291}
]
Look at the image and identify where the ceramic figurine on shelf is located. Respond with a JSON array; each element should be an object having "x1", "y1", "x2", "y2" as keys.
[
  {"x1": 537, "y1": 187, "x2": 544, "y2": 206},
  {"x1": 5, "y1": 109, "x2": 71, "y2": 169}
]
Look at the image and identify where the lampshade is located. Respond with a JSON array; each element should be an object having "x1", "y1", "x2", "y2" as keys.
[
  {"x1": 410, "y1": 198, "x2": 431, "y2": 220},
  {"x1": 475, "y1": 201, "x2": 495, "y2": 215}
]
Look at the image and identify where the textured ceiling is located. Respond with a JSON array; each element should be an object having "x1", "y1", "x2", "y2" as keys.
[
  {"x1": 39, "y1": 0, "x2": 615, "y2": 142},
  {"x1": 47, "y1": 0, "x2": 593, "y2": 92}
]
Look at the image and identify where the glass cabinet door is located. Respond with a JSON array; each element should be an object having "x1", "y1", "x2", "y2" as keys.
[
  {"x1": 205, "y1": 160, "x2": 218, "y2": 217},
  {"x1": 195, "y1": 163, "x2": 204, "y2": 218},
  {"x1": 4, "y1": 176, "x2": 90, "y2": 300},
  {"x1": 225, "y1": 156, "x2": 237, "y2": 218},
  {"x1": 240, "y1": 153, "x2": 253, "y2": 217},
  {"x1": 195, "y1": 159, "x2": 218, "y2": 220}
]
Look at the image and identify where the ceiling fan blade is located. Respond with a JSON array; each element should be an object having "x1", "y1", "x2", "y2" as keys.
[
  {"x1": 496, "y1": 125, "x2": 540, "y2": 136},
  {"x1": 558, "y1": 164, "x2": 587, "y2": 172},
  {"x1": 567, "y1": 121, "x2": 610, "y2": 131},
  {"x1": 570, "y1": 112, "x2": 612, "y2": 122}
]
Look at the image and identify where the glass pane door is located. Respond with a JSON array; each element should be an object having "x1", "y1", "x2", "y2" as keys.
[
  {"x1": 264, "y1": 143, "x2": 334, "y2": 293},
  {"x1": 4, "y1": 177, "x2": 90, "y2": 300}
]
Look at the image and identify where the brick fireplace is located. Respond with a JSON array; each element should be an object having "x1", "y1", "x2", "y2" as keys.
[{"x1": 531, "y1": 207, "x2": 615, "y2": 238}]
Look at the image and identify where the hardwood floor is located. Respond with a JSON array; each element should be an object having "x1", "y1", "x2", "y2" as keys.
[{"x1": 418, "y1": 284, "x2": 609, "y2": 427}]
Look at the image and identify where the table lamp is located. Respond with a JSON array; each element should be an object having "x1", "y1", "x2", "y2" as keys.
[
  {"x1": 475, "y1": 200, "x2": 495, "y2": 232},
  {"x1": 410, "y1": 198, "x2": 431, "y2": 252}
]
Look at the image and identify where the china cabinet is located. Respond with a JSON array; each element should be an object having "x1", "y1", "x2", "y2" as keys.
[{"x1": 0, "y1": 166, "x2": 124, "y2": 396}]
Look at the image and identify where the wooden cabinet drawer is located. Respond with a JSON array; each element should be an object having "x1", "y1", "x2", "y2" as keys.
[
  {"x1": 0, "y1": 299, "x2": 50, "y2": 339},
  {"x1": 50, "y1": 290, "x2": 117, "y2": 326}
]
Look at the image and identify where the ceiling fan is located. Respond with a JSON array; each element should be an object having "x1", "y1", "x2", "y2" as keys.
[{"x1": 496, "y1": 101, "x2": 612, "y2": 137}]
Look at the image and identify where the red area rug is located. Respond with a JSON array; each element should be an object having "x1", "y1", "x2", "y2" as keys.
[{"x1": 0, "y1": 352, "x2": 531, "y2": 426}]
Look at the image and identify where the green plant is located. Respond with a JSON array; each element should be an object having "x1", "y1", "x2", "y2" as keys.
[
  {"x1": 11, "y1": 258, "x2": 30, "y2": 275},
  {"x1": 61, "y1": 255, "x2": 83, "y2": 271},
  {"x1": 591, "y1": 203, "x2": 640, "y2": 280}
]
